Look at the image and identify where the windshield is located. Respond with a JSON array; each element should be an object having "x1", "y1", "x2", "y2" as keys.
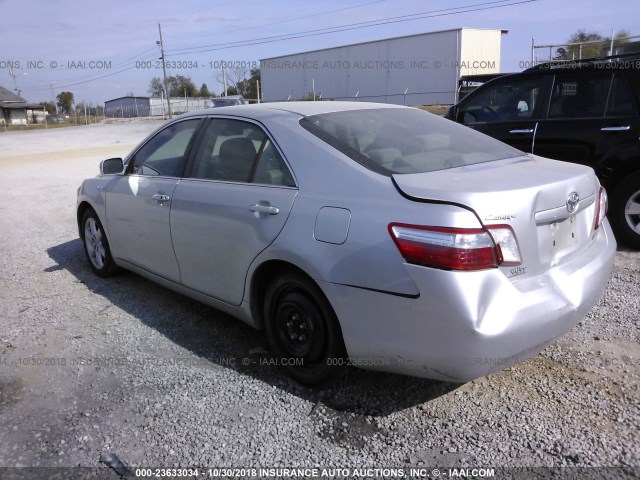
[{"x1": 300, "y1": 108, "x2": 522, "y2": 176}]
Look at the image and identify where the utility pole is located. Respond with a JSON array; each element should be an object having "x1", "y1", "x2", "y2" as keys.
[
  {"x1": 222, "y1": 64, "x2": 228, "y2": 97},
  {"x1": 610, "y1": 29, "x2": 615, "y2": 57},
  {"x1": 157, "y1": 23, "x2": 172, "y2": 118},
  {"x1": 51, "y1": 84, "x2": 58, "y2": 114},
  {"x1": 8, "y1": 67, "x2": 21, "y2": 97}
]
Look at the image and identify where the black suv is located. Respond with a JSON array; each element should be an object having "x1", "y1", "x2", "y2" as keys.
[{"x1": 446, "y1": 54, "x2": 640, "y2": 248}]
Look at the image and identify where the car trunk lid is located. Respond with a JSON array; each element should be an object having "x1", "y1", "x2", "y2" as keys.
[{"x1": 392, "y1": 155, "x2": 600, "y2": 281}]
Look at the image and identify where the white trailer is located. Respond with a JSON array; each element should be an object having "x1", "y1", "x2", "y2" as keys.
[{"x1": 260, "y1": 28, "x2": 506, "y2": 105}]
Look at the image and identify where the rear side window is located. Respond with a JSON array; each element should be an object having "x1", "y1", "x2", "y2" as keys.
[
  {"x1": 606, "y1": 74, "x2": 637, "y2": 116},
  {"x1": 549, "y1": 73, "x2": 612, "y2": 119},
  {"x1": 300, "y1": 108, "x2": 522, "y2": 176},
  {"x1": 189, "y1": 118, "x2": 295, "y2": 186}
]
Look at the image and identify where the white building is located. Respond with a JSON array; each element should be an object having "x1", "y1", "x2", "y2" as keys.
[
  {"x1": 260, "y1": 28, "x2": 507, "y2": 105},
  {"x1": 0, "y1": 85, "x2": 46, "y2": 125}
]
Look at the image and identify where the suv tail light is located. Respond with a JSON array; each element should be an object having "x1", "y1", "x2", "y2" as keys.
[
  {"x1": 594, "y1": 186, "x2": 608, "y2": 231},
  {"x1": 389, "y1": 223, "x2": 521, "y2": 271}
]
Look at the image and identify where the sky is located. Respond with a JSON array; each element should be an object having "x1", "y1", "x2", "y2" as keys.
[{"x1": 1, "y1": 0, "x2": 638, "y2": 106}]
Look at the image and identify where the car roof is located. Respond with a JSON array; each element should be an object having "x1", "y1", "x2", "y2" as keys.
[{"x1": 183, "y1": 101, "x2": 407, "y2": 120}]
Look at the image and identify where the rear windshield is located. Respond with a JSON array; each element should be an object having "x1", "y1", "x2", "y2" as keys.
[{"x1": 299, "y1": 108, "x2": 522, "y2": 175}]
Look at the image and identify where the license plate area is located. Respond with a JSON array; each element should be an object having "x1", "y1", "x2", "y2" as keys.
[{"x1": 549, "y1": 214, "x2": 578, "y2": 254}]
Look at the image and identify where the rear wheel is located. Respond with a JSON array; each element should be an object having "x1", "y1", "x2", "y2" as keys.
[
  {"x1": 81, "y1": 208, "x2": 119, "y2": 277},
  {"x1": 264, "y1": 271, "x2": 346, "y2": 386},
  {"x1": 610, "y1": 173, "x2": 640, "y2": 249}
]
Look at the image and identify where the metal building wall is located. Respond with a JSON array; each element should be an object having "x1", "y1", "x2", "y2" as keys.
[
  {"x1": 261, "y1": 28, "x2": 503, "y2": 105},
  {"x1": 459, "y1": 29, "x2": 502, "y2": 76},
  {"x1": 104, "y1": 97, "x2": 210, "y2": 117},
  {"x1": 104, "y1": 97, "x2": 151, "y2": 118},
  {"x1": 149, "y1": 97, "x2": 166, "y2": 117}
]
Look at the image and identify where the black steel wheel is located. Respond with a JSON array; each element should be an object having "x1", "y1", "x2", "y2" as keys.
[{"x1": 264, "y1": 271, "x2": 346, "y2": 385}]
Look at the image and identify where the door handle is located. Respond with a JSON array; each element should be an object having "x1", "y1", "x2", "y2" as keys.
[
  {"x1": 152, "y1": 194, "x2": 171, "y2": 202},
  {"x1": 249, "y1": 204, "x2": 279, "y2": 215},
  {"x1": 509, "y1": 129, "x2": 534, "y2": 134},
  {"x1": 600, "y1": 126, "x2": 630, "y2": 132}
]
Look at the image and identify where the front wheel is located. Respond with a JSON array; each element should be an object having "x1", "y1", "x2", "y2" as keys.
[
  {"x1": 264, "y1": 271, "x2": 346, "y2": 386},
  {"x1": 610, "y1": 174, "x2": 640, "y2": 249},
  {"x1": 81, "y1": 208, "x2": 119, "y2": 277}
]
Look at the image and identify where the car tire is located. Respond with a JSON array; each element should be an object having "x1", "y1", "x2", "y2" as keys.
[
  {"x1": 81, "y1": 208, "x2": 119, "y2": 277},
  {"x1": 610, "y1": 173, "x2": 640, "y2": 249},
  {"x1": 264, "y1": 271, "x2": 347, "y2": 386}
]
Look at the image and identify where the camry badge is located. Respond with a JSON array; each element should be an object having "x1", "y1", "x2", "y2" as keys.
[
  {"x1": 484, "y1": 213, "x2": 516, "y2": 221},
  {"x1": 566, "y1": 192, "x2": 580, "y2": 213}
]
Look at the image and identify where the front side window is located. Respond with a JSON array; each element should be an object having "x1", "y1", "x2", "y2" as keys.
[
  {"x1": 548, "y1": 73, "x2": 612, "y2": 119},
  {"x1": 189, "y1": 118, "x2": 295, "y2": 186},
  {"x1": 130, "y1": 119, "x2": 200, "y2": 176},
  {"x1": 460, "y1": 77, "x2": 545, "y2": 124},
  {"x1": 300, "y1": 108, "x2": 522, "y2": 176}
]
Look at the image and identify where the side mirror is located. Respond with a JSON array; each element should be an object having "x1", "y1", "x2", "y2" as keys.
[{"x1": 100, "y1": 158, "x2": 124, "y2": 175}]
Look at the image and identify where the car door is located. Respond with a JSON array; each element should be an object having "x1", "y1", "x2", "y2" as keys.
[
  {"x1": 533, "y1": 71, "x2": 639, "y2": 180},
  {"x1": 105, "y1": 118, "x2": 202, "y2": 282},
  {"x1": 532, "y1": 71, "x2": 615, "y2": 166},
  {"x1": 170, "y1": 117, "x2": 298, "y2": 306},
  {"x1": 453, "y1": 74, "x2": 551, "y2": 153}
]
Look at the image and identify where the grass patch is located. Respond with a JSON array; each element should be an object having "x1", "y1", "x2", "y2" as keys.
[{"x1": 415, "y1": 105, "x2": 452, "y2": 115}]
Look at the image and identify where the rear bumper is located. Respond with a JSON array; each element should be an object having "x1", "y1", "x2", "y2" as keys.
[{"x1": 321, "y1": 222, "x2": 616, "y2": 382}]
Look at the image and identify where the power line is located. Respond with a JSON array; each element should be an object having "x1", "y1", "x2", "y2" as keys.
[
  {"x1": 166, "y1": 0, "x2": 534, "y2": 56},
  {"x1": 27, "y1": 52, "x2": 158, "y2": 91},
  {"x1": 183, "y1": 0, "x2": 392, "y2": 41},
  {"x1": 26, "y1": 0, "x2": 536, "y2": 93},
  {"x1": 46, "y1": 47, "x2": 159, "y2": 85}
]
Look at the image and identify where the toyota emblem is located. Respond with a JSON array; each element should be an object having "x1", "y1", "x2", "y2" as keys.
[{"x1": 566, "y1": 192, "x2": 580, "y2": 213}]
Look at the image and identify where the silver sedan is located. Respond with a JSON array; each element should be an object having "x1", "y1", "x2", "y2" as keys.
[{"x1": 77, "y1": 102, "x2": 616, "y2": 385}]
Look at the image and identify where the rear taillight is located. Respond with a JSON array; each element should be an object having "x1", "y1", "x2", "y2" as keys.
[
  {"x1": 594, "y1": 186, "x2": 608, "y2": 230},
  {"x1": 389, "y1": 223, "x2": 521, "y2": 271},
  {"x1": 486, "y1": 225, "x2": 522, "y2": 266}
]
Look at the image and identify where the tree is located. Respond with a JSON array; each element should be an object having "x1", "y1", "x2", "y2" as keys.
[
  {"x1": 198, "y1": 83, "x2": 211, "y2": 98},
  {"x1": 56, "y1": 91, "x2": 74, "y2": 114},
  {"x1": 555, "y1": 30, "x2": 603, "y2": 60},
  {"x1": 555, "y1": 29, "x2": 637, "y2": 60},
  {"x1": 149, "y1": 75, "x2": 198, "y2": 97},
  {"x1": 236, "y1": 68, "x2": 261, "y2": 100},
  {"x1": 167, "y1": 75, "x2": 197, "y2": 97},
  {"x1": 39, "y1": 101, "x2": 56, "y2": 114},
  {"x1": 75, "y1": 101, "x2": 86, "y2": 115},
  {"x1": 75, "y1": 101, "x2": 97, "y2": 116},
  {"x1": 610, "y1": 30, "x2": 640, "y2": 55},
  {"x1": 149, "y1": 77, "x2": 165, "y2": 97},
  {"x1": 215, "y1": 67, "x2": 248, "y2": 96}
]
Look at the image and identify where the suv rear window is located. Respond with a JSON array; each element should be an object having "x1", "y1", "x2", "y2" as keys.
[{"x1": 300, "y1": 108, "x2": 521, "y2": 176}]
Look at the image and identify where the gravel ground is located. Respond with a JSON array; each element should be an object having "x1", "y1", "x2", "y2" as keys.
[{"x1": 0, "y1": 121, "x2": 638, "y2": 477}]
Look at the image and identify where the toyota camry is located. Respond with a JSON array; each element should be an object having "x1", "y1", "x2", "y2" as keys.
[{"x1": 77, "y1": 102, "x2": 616, "y2": 385}]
